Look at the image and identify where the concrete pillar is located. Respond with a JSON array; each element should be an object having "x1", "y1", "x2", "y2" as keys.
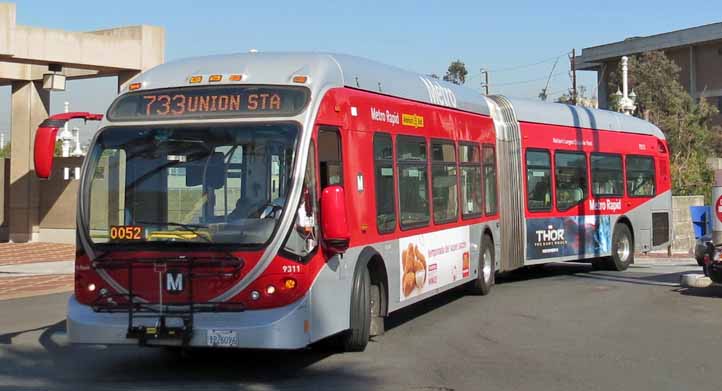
[
  {"x1": 117, "y1": 70, "x2": 140, "y2": 92},
  {"x1": 9, "y1": 80, "x2": 49, "y2": 242},
  {"x1": 0, "y1": 3, "x2": 16, "y2": 56},
  {"x1": 597, "y1": 67, "x2": 608, "y2": 109}
]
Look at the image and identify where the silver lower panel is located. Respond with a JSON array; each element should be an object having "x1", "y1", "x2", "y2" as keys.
[{"x1": 67, "y1": 295, "x2": 311, "y2": 349}]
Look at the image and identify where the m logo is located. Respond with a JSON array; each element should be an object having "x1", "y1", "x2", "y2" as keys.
[{"x1": 165, "y1": 271, "x2": 184, "y2": 294}]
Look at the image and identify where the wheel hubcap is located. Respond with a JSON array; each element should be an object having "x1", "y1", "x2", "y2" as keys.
[
  {"x1": 482, "y1": 249, "x2": 492, "y2": 282},
  {"x1": 616, "y1": 236, "x2": 630, "y2": 262}
]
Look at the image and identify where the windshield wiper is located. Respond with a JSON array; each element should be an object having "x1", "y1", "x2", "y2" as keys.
[{"x1": 136, "y1": 221, "x2": 210, "y2": 242}]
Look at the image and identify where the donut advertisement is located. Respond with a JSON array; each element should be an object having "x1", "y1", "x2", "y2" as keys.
[{"x1": 399, "y1": 226, "x2": 471, "y2": 301}]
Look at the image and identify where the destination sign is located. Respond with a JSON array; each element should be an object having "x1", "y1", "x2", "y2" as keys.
[{"x1": 107, "y1": 85, "x2": 310, "y2": 121}]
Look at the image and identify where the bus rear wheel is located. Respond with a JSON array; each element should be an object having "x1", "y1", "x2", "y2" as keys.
[
  {"x1": 469, "y1": 234, "x2": 494, "y2": 295},
  {"x1": 596, "y1": 224, "x2": 633, "y2": 271}
]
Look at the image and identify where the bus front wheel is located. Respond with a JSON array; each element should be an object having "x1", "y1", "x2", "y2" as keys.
[{"x1": 341, "y1": 266, "x2": 372, "y2": 352}]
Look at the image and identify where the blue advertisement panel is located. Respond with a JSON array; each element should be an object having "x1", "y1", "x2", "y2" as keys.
[{"x1": 526, "y1": 215, "x2": 611, "y2": 260}]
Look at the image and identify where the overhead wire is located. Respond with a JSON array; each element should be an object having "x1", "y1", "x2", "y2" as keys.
[
  {"x1": 483, "y1": 51, "x2": 570, "y2": 73},
  {"x1": 491, "y1": 71, "x2": 566, "y2": 87}
]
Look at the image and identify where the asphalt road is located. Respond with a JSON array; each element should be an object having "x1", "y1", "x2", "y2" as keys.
[{"x1": 2, "y1": 260, "x2": 722, "y2": 391}]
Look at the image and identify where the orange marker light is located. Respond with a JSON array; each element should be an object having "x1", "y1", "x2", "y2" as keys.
[
  {"x1": 189, "y1": 75, "x2": 203, "y2": 84},
  {"x1": 209, "y1": 74, "x2": 222, "y2": 82},
  {"x1": 284, "y1": 278, "x2": 297, "y2": 289},
  {"x1": 129, "y1": 82, "x2": 142, "y2": 91},
  {"x1": 292, "y1": 75, "x2": 308, "y2": 84},
  {"x1": 229, "y1": 74, "x2": 243, "y2": 81}
]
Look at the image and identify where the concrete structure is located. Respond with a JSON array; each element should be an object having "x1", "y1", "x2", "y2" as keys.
[
  {"x1": 671, "y1": 195, "x2": 704, "y2": 254},
  {"x1": 576, "y1": 22, "x2": 722, "y2": 117},
  {"x1": 0, "y1": 3, "x2": 164, "y2": 242}
]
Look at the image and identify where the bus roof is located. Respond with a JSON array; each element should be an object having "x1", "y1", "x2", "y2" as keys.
[
  {"x1": 508, "y1": 98, "x2": 666, "y2": 139},
  {"x1": 126, "y1": 52, "x2": 664, "y2": 139},
  {"x1": 125, "y1": 52, "x2": 491, "y2": 116}
]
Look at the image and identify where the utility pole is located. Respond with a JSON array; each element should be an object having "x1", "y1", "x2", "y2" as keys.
[
  {"x1": 480, "y1": 68, "x2": 489, "y2": 95},
  {"x1": 570, "y1": 49, "x2": 577, "y2": 105}
]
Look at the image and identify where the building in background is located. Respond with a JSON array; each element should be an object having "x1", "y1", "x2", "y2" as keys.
[
  {"x1": 0, "y1": 3, "x2": 164, "y2": 243},
  {"x1": 576, "y1": 22, "x2": 722, "y2": 122}
]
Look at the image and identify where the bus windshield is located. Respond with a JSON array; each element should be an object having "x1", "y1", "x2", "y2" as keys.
[{"x1": 84, "y1": 123, "x2": 298, "y2": 246}]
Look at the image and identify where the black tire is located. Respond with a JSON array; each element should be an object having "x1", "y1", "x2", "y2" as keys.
[
  {"x1": 608, "y1": 223, "x2": 634, "y2": 271},
  {"x1": 469, "y1": 234, "x2": 495, "y2": 295},
  {"x1": 341, "y1": 266, "x2": 371, "y2": 352}
]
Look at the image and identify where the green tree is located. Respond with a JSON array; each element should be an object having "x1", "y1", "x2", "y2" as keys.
[
  {"x1": 54, "y1": 139, "x2": 63, "y2": 157},
  {"x1": 0, "y1": 143, "x2": 10, "y2": 159},
  {"x1": 608, "y1": 51, "x2": 719, "y2": 198},
  {"x1": 443, "y1": 60, "x2": 468, "y2": 85}
]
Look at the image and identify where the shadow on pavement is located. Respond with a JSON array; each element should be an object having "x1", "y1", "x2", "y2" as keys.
[
  {"x1": 0, "y1": 320, "x2": 378, "y2": 390},
  {"x1": 386, "y1": 262, "x2": 595, "y2": 332},
  {"x1": 571, "y1": 269, "x2": 698, "y2": 287},
  {"x1": 676, "y1": 285, "x2": 722, "y2": 298}
]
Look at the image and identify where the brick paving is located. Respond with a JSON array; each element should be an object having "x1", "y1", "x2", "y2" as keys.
[
  {"x1": 0, "y1": 243, "x2": 75, "y2": 301},
  {"x1": 0, "y1": 243, "x2": 74, "y2": 266},
  {"x1": 0, "y1": 274, "x2": 73, "y2": 301}
]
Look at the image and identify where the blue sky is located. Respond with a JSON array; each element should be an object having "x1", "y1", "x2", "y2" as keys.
[{"x1": 1, "y1": 0, "x2": 720, "y2": 141}]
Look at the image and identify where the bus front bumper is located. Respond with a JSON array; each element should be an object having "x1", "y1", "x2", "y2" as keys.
[{"x1": 66, "y1": 295, "x2": 312, "y2": 349}]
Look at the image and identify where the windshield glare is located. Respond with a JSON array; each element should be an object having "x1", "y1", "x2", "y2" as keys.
[{"x1": 86, "y1": 123, "x2": 298, "y2": 245}]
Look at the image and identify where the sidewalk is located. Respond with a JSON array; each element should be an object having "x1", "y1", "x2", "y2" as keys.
[{"x1": 0, "y1": 243, "x2": 74, "y2": 301}]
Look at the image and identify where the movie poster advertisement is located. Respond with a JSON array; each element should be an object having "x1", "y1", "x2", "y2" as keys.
[
  {"x1": 399, "y1": 226, "x2": 470, "y2": 302},
  {"x1": 526, "y1": 215, "x2": 611, "y2": 260}
]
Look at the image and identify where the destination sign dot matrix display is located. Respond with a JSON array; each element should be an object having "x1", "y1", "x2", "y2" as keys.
[{"x1": 108, "y1": 85, "x2": 309, "y2": 121}]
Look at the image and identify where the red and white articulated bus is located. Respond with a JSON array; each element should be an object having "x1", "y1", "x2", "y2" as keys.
[{"x1": 34, "y1": 53, "x2": 671, "y2": 351}]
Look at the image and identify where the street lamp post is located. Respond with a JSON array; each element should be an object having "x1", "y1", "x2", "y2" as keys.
[{"x1": 614, "y1": 56, "x2": 637, "y2": 115}]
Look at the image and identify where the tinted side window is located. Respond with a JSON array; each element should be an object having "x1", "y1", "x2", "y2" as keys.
[
  {"x1": 482, "y1": 145, "x2": 497, "y2": 215},
  {"x1": 318, "y1": 128, "x2": 342, "y2": 188},
  {"x1": 591, "y1": 153, "x2": 623, "y2": 197},
  {"x1": 374, "y1": 133, "x2": 396, "y2": 233},
  {"x1": 431, "y1": 141, "x2": 458, "y2": 224},
  {"x1": 460, "y1": 143, "x2": 482, "y2": 218},
  {"x1": 397, "y1": 136, "x2": 429, "y2": 228},
  {"x1": 555, "y1": 151, "x2": 587, "y2": 211},
  {"x1": 526, "y1": 149, "x2": 552, "y2": 212},
  {"x1": 627, "y1": 156, "x2": 655, "y2": 197}
]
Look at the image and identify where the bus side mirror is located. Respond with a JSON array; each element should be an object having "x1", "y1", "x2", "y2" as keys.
[
  {"x1": 320, "y1": 185, "x2": 350, "y2": 254},
  {"x1": 33, "y1": 112, "x2": 104, "y2": 179},
  {"x1": 34, "y1": 124, "x2": 59, "y2": 179}
]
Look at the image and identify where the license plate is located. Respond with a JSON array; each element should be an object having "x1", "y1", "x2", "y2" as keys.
[{"x1": 207, "y1": 329, "x2": 239, "y2": 347}]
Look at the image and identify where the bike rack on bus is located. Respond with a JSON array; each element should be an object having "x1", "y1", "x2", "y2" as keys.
[{"x1": 90, "y1": 255, "x2": 245, "y2": 346}]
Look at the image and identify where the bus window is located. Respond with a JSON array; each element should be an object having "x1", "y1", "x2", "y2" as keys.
[
  {"x1": 283, "y1": 142, "x2": 318, "y2": 257},
  {"x1": 526, "y1": 149, "x2": 552, "y2": 212},
  {"x1": 89, "y1": 149, "x2": 127, "y2": 239},
  {"x1": 626, "y1": 156, "x2": 655, "y2": 197},
  {"x1": 459, "y1": 143, "x2": 482, "y2": 218},
  {"x1": 431, "y1": 140, "x2": 458, "y2": 224},
  {"x1": 318, "y1": 128, "x2": 342, "y2": 188},
  {"x1": 374, "y1": 133, "x2": 396, "y2": 233},
  {"x1": 397, "y1": 135, "x2": 429, "y2": 229},
  {"x1": 555, "y1": 151, "x2": 587, "y2": 211},
  {"x1": 482, "y1": 144, "x2": 497, "y2": 215},
  {"x1": 591, "y1": 153, "x2": 623, "y2": 197}
]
